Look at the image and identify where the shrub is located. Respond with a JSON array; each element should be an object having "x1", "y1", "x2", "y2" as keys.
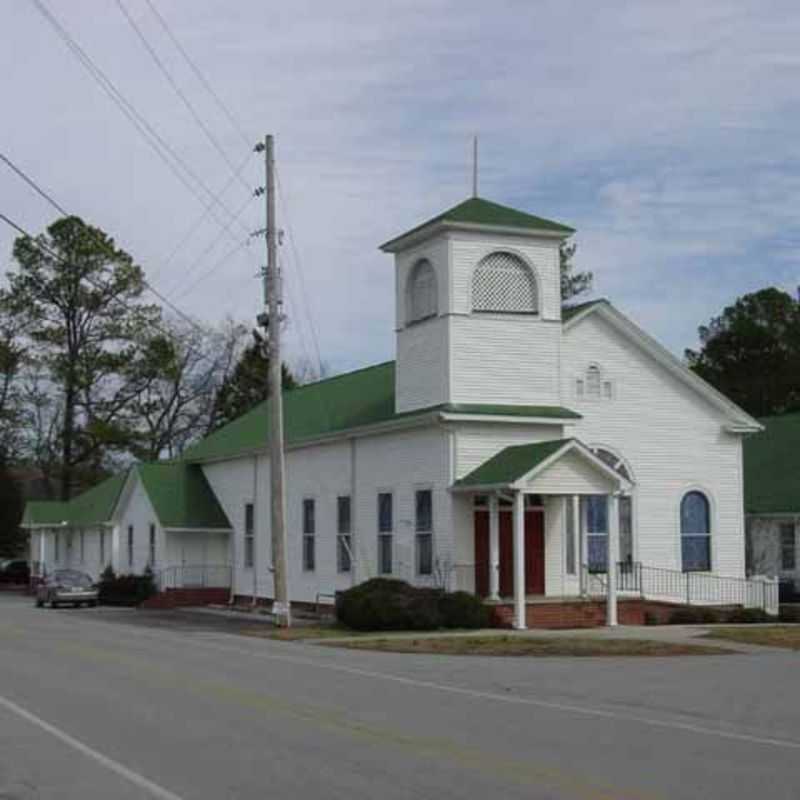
[
  {"x1": 669, "y1": 607, "x2": 721, "y2": 625},
  {"x1": 439, "y1": 591, "x2": 489, "y2": 629},
  {"x1": 336, "y1": 579, "x2": 488, "y2": 632},
  {"x1": 725, "y1": 607, "x2": 771, "y2": 624},
  {"x1": 98, "y1": 568, "x2": 156, "y2": 606},
  {"x1": 643, "y1": 611, "x2": 659, "y2": 626}
]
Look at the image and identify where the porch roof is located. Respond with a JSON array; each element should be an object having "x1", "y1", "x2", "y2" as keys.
[{"x1": 453, "y1": 438, "x2": 631, "y2": 493}]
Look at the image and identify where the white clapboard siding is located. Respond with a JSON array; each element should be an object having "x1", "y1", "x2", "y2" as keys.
[{"x1": 563, "y1": 311, "x2": 746, "y2": 578}]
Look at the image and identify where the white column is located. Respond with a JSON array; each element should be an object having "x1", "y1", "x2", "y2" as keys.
[
  {"x1": 513, "y1": 491, "x2": 526, "y2": 630},
  {"x1": 579, "y1": 496, "x2": 588, "y2": 596},
  {"x1": 488, "y1": 494, "x2": 500, "y2": 601},
  {"x1": 607, "y1": 494, "x2": 619, "y2": 627}
]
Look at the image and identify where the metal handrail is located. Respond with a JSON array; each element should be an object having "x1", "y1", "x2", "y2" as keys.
[{"x1": 156, "y1": 564, "x2": 232, "y2": 591}]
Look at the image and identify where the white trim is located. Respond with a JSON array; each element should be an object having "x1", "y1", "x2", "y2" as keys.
[
  {"x1": 563, "y1": 302, "x2": 762, "y2": 431},
  {"x1": 163, "y1": 527, "x2": 233, "y2": 534},
  {"x1": 439, "y1": 413, "x2": 577, "y2": 426}
]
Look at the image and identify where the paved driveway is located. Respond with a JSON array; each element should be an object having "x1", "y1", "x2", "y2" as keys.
[{"x1": 0, "y1": 593, "x2": 798, "y2": 800}]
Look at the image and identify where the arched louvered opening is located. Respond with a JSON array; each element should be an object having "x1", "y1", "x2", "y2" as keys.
[
  {"x1": 406, "y1": 259, "x2": 438, "y2": 324},
  {"x1": 472, "y1": 251, "x2": 538, "y2": 314}
]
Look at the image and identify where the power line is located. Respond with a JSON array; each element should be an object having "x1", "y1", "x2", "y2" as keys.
[
  {"x1": 0, "y1": 209, "x2": 207, "y2": 338},
  {"x1": 0, "y1": 152, "x2": 209, "y2": 337},
  {"x1": 143, "y1": 0, "x2": 252, "y2": 149},
  {"x1": 174, "y1": 237, "x2": 251, "y2": 302},
  {"x1": 30, "y1": 0, "x2": 251, "y2": 243},
  {"x1": 114, "y1": 0, "x2": 250, "y2": 191}
]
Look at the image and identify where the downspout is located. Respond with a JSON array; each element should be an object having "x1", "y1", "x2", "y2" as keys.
[
  {"x1": 252, "y1": 454, "x2": 258, "y2": 606},
  {"x1": 350, "y1": 437, "x2": 357, "y2": 587}
]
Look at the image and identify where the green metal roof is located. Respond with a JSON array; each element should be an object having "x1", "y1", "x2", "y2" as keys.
[
  {"x1": 380, "y1": 197, "x2": 574, "y2": 251},
  {"x1": 21, "y1": 464, "x2": 230, "y2": 530},
  {"x1": 455, "y1": 439, "x2": 571, "y2": 487},
  {"x1": 183, "y1": 361, "x2": 580, "y2": 464},
  {"x1": 21, "y1": 473, "x2": 125, "y2": 527},
  {"x1": 744, "y1": 413, "x2": 800, "y2": 514},
  {"x1": 137, "y1": 462, "x2": 231, "y2": 529}
]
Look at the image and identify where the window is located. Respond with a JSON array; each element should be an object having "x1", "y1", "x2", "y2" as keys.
[
  {"x1": 415, "y1": 489, "x2": 433, "y2": 576},
  {"x1": 681, "y1": 491, "x2": 711, "y2": 572},
  {"x1": 603, "y1": 381, "x2": 613, "y2": 399},
  {"x1": 565, "y1": 499, "x2": 576, "y2": 575},
  {"x1": 79, "y1": 530, "x2": 85, "y2": 563},
  {"x1": 127, "y1": 525, "x2": 134, "y2": 568},
  {"x1": 406, "y1": 259, "x2": 438, "y2": 323},
  {"x1": 149, "y1": 524, "x2": 156, "y2": 567},
  {"x1": 99, "y1": 530, "x2": 106, "y2": 566},
  {"x1": 244, "y1": 503, "x2": 255, "y2": 568},
  {"x1": 585, "y1": 496, "x2": 608, "y2": 572},
  {"x1": 337, "y1": 496, "x2": 352, "y2": 573},
  {"x1": 576, "y1": 379, "x2": 585, "y2": 398},
  {"x1": 586, "y1": 365, "x2": 601, "y2": 398},
  {"x1": 780, "y1": 523, "x2": 796, "y2": 571},
  {"x1": 54, "y1": 532, "x2": 60, "y2": 562},
  {"x1": 377, "y1": 492, "x2": 393, "y2": 574},
  {"x1": 302, "y1": 499, "x2": 315, "y2": 571},
  {"x1": 472, "y1": 252, "x2": 537, "y2": 314}
]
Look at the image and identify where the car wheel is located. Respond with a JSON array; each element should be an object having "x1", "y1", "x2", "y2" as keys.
[
  {"x1": 50, "y1": 600, "x2": 58, "y2": 609},
  {"x1": 88, "y1": 601, "x2": 97, "y2": 608},
  {"x1": 35, "y1": 598, "x2": 44, "y2": 608}
]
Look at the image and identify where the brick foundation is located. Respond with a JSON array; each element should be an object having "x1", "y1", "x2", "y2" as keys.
[
  {"x1": 141, "y1": 587, "x2": 230, "y2": 609},
  {"x1": 490, "y1": 599, "x2": 703, "y2": 629}
]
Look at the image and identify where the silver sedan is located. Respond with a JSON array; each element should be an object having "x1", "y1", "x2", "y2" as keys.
[{"x1": 36, "y1": 569, "x2": 99, "y2": 608}]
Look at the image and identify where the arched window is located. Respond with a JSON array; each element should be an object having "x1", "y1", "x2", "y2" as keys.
[
  {"x1": 681, "y1": 491, "x2": 711, "y2": 572},
  {"x1": 586, "y1": 365, "x2": 602, "y2": 398},
  {"x1": 406, "y1": 259, "x2": 438, "y2": 323},
  {"x1": 472, "y1": 252, "x2": 537, "y2": 314}
]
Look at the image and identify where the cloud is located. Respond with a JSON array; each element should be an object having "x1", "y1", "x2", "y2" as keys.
[{"x1": 2, "y1": 0, "x2": 800, "y2": 372}]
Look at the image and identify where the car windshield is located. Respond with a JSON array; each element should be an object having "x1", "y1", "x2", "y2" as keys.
[{"x1": 54, "y1": 571, "x2": 92, "y2": 588}]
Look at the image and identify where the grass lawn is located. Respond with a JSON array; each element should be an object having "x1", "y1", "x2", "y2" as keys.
[
  {"x1": 319, "y1": 635, "x2": 732, "y2": 657},
  {"x1": 702, "y1": 626, "x2": 800, "y2": 650}
]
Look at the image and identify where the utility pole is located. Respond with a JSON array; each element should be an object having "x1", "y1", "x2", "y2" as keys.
[{"x1": 257, "y1": 133, "x2": 291, "y2": 627}]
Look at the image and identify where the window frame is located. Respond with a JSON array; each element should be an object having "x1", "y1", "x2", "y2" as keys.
[
  {"x1": 780, "y1": 522, "x2": 796, "y2": 571},
  {"x1": 148, "y1": 523, "x2": 157, "y2": 567},
  {"x1": 127, "y1": 525, "x2": 134, "y2": 568},
  {"x1": 414, "y1": 487, "x2": 434, "y2": 576},
  {"x1": 471, "y1": 250, "x2": 539, "y2": 316},
  {"x1": 336, "y1": 495, "x2": 352, "y2": 574},
  {"x1": 243, "y1": 502, "x2": 255, "y2": 569},
  {"x1": 302, "y1": 497, "x2": 316, "y2": 572},
  {"x1": 377, "y1": 491, "x2": 394, "y2": 575},
  {"x1": 406, "y1": 258, "x2": 438, "y2": 325},
  {"x1": 680, "y1": 489, "x2": 712, "y2": 573}
]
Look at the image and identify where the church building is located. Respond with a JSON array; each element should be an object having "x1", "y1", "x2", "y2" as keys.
[{"x1": 23, "y1": 197, "x2": 777, "y2": 626}]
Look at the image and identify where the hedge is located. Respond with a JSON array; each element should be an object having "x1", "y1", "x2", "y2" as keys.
[
  {"x1": 98, "y1": 566, "x2": 156, "y2": 606},
  {"x1": 336, "y1": 578, "x2": 489, "y2": 631}
]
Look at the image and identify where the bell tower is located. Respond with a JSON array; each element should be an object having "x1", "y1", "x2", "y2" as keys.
[{"x1": 381, "y1": 197, "x2": 574, "y2": 414}]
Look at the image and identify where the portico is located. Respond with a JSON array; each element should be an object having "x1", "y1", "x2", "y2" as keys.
[{"x1": 454, "y1": 438, "x2": 632, "y2": 629}]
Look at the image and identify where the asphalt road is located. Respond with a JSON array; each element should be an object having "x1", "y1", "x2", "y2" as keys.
[{"x1": 0, "y1": 594, "x2": 798, "y2": 800}]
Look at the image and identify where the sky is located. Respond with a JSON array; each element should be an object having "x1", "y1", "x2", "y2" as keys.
[{"x1": 2, "y1": 0, "x2": 799, "y2": 376}]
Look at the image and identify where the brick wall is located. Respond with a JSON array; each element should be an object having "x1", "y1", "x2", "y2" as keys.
[{"x1": 141, "y1": 587, "x2": 230, "y2": 609}]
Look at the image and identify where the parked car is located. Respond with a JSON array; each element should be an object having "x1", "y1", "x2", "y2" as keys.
[
  {"x1": 36, "y1": 570, "x2": 98, "y2": 608},
  {"x1": 0, "y1": 559, "x2": 30, "y2": 585}
]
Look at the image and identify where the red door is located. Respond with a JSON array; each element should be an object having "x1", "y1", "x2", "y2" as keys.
[
  {"x1": 473, "y1": 511, "x2": 489, "y2": 597},
  {"x1": 474, "y1": 508, "x2": 545, "y2": 597}
]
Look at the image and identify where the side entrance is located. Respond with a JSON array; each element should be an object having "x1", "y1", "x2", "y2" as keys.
[{"x1": 474, "y1": 508, "x2": 545, "y2": 597}]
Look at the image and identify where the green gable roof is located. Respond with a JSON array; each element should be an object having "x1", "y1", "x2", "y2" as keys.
[
  {"x1": 137, "y1": 462, "x2": 231, "y2": 530},
  {"x1": 22, "y1": 500, "x2": 71, "y2": 527},
  {"x1": 744, "y1": 413, "x2": 800, "y2": 514},
  {"x1": 21, "y1": 473, "x2": 125, "y2": 528},
  {"x1": 455, "y1": 439, "x2": 571, "y2": 487},
  {"x1": 380, "y1": 196, "x2": 574, "y2": 251},
  {"x1": 182, "y1": 362, "x2": 580, "y2": 464}
]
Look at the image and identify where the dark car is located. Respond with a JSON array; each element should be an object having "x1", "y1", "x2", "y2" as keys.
[
  {"x1": 36, "y1": 570, "x2": 98, "y2": 608},
  {"x1": 0, "y1": 559, "x2": 30, "y2": 585}
]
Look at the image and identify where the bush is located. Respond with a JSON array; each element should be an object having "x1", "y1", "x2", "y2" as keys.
[
  {"x1": 98, "y1": 567, "x2": 156, "y2": 606},
  {"x1": 725, "y1": 607, "x2": 771, "y2": 624},
  {"x1": 643, "y1": 611, "x2": 660, "y2": 626},
  {"x1": 336, "y1": 579, "x2": 488, "y2": 632},
  {"x1": 669, "y1": 607, "x2": 721, "y2": 625}
]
